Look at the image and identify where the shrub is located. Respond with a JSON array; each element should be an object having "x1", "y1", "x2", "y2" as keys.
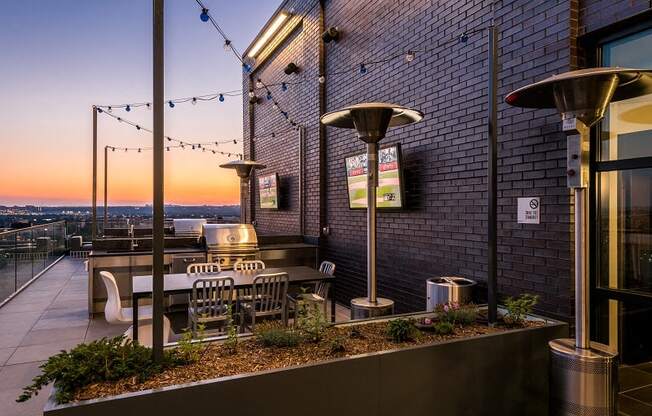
[
  {"x1": 386, "y1": 318, "x2": 420, "y2": 343},
  {"x1": 223, "y1": 305, "x2": 238, "y2": 354},
  {"x1": 328, "y1": 336, "x2": 347, "y2": 355},
  {"x1": 504, "y1": 294, "x2": 539, "y2": 326},
  {"x1": 432, "y1": 320, "x2": 455, "y2": 335},
  {"x1": 177, "y1": 322, "x2": 207, "y2": 363},
  {"x1": 435, "y1": 302, "x2": 479, "y2": 326},
  {"x1": 295, "y1": 300, "x2": 328, "y2": 343},
  {"x1": 254, "y1": 322, "x2": 302, "y2": 348},
  {"x1": 18, "y1": 336, "x2": 182, "y2": 404}
]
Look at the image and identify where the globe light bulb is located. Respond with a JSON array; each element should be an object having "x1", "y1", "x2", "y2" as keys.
[
  {"x1": 248, "y1": 91, "x2": 255, "y2": 98},
  {"x1": 168, "y1": 101, "x2": 175, "y2": 108},
  {"x1": 191, "y1": 97, "x2": 197, "y2": 105},
  {"x1": 281, "y1": 82, "x2": 288, "y2": 92},
  {"x1": 125, "y1": 105, "x2": 131, "y2": 112},
  {"x1": 243, "y1": 63, "x2": 252, "y2": 73},
  {"x1": 256, "y1": 79, "x2": 263, "y2": 89},
  {"x1": 318, "y1": 75, "x2": 326, "y2": 84},
  {"x1": 359, "y1": 63, "x2": 367, "y2": 75},
  {"x1": 266, "y1": 91, "x2": 273, "y2": 100},
  {"x1": 219, "y1": 94, "x2": 225, "y2": 102},
  {"x1": 405, "y1": 51, "x2": 416, "y2": 63},
  {"x1": 107, "y1": 106, "x2": 112, "y2": 113},
  {"x1": 200, "y1": 8, "x2": 209, "y2": 22},
  {"x1": 223, "y1": 39, "x2": 231, "y2": 51}
]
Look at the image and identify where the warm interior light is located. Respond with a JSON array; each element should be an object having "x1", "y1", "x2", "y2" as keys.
[{"x1": 247, "y1": 12, "x2": 289, "y2": 58}]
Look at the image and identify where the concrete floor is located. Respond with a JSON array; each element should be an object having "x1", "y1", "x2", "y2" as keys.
[{"x1": 0, "y1": 257, "x2": 128, "y2": 416}]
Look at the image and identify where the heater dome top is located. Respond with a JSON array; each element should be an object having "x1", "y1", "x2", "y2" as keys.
[
  {"x1": 219, "y1": 160, "x2": 266, "y2": 178},
  {"x1": 320, "y1": 102, "x2": 424, "y2": 129},
  {"x1": 505, "y1": 67, "x2": 652, "y2": 109}
]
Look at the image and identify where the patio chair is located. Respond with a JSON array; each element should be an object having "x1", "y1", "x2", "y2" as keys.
[
  {"x1": 99, "y1": 271, "x2": 171, "y2": 347},
  {"x1": 287, "y1": 261, "x2": 335, "y2": 323},
  {"x1": 241, "y1": 272, "x2": 289, "y2": 331},
  {"x1": 168, "y1": 262, "x2": 222, "y2": 309},
  {"x1": 233, "y1": 259, "x2": 265, "y2": 311},
  {"x1": 188, "y1": 277, "x2": 235, "y2": 336}
]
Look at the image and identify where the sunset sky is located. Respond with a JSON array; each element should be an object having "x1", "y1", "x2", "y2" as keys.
[{"x1": 0, "y1": 0, "x2": 280, "y2": 206}]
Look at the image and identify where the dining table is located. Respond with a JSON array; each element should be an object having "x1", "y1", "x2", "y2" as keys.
[{"x1": 131, "y1": 266, "x2": 336, "y2": 340}]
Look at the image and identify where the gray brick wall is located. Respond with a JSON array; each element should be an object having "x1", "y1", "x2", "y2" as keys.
[{"x1": 243, "y1": 0, "x2": 649, "y2": 322}]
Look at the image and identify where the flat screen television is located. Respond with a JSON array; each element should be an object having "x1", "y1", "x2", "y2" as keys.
[
  {"x1": 258, "y1": 173, "x2": 279, "y2": 209},
  {"x1": 345, "y1": 144, "x2": 404, "y2": 209}
]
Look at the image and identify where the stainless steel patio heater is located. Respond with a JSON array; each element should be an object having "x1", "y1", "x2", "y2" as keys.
[
  {"x1": 320, "y1": 103, "x2": 423, "y2": 319},
  {"x1": 506, "y1": 67, "x2": 652, "y2": 416},
  {"x1": 220, "y1": 160, "x2": 266, "y2": 224}
]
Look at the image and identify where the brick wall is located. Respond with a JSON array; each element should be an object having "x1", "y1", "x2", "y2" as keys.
[
  {"x1": 243, "y1": 0, "x2": 650, "y2": 322},
  {"x1": 579, "y1": 0, "x2": 651, "y2": 34}
]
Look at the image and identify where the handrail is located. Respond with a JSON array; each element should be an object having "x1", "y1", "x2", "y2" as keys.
[{"x1": 0, "y1": 220, "x2": 67, "y2": 237}]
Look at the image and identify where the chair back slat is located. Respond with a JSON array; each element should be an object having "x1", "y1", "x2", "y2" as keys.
[
  {"x1": 191, "y1": 277, "x2": 234, "y2": 318},
  {"x1": 252, "y1": 272, "x2": 288, "y2": 314},
  {"x1": 234, "y1": 260, "x2": 265, "y2": 271},
  {"x1": 187, "y1": 262, "x2": 221, "y2": 274},
  {"x1": 314, "y1": 261, "x2": 335, "y2": 298},
  {"x1": 319, "y1": 261, "x2": 336, "y2": 276}
]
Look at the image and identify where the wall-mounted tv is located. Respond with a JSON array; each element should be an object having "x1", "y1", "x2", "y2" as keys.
[
  {"x1": 258, "y1": 173, "x2": 279, "y2": 209},
  {"x1": 345, "y1": 144, "x2": 404, "y2": 209}
]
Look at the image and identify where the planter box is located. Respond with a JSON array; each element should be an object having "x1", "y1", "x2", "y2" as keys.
[{"x1": 44, "y1": 316, "x2": 567, "y2": 416}]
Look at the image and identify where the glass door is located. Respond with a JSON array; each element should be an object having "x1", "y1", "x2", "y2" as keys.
[{"x1": 592, "y1": 27, "x2": 652, "y2": 366}]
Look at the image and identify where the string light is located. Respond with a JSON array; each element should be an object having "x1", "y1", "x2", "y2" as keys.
[
  {"x1": 318, "y1": 75, "x2": 326, "y2": 84},
  {"x1": 248, "y1": 91, "x2": 255, "y2": 98},
  {"x1": 266, "y1": 91, "x2": 273, "y2": 100},
  {"x1": 256, "y1": 79, "x2": 263, "y2": 89},
  {"x1": 223, "y1": 39, "x2": 231, "y2": 51},
  {"x1": 281, "y1": 82, "x2": 288, "y2": 92},
  {"x1": 405, "y1": 51, "x2": 415, "y2": 63},
  {"x1": 459, "y1": 32, "x2": 469, "y2": 43},
  {"x1": 359, "y1": 63, "x2": 367, "y2": 75},
  {"x1": 168, "y1": 101, "x2": 175, "y2": 108},
  {"x1": 219, "y1": 94, "x2": 224, "y2": 102},
  {"x1": 107, "y1": 106, "x2": 112, "y2": 113},
  {"x1": 125, "y1": 105, "x2": 131, "y2": 112},
  {"x1": 191, "y1": 97, "x2": 197, "y2": 105},
  {"x1": 200, "y1": 8, "x2": 209, "y2": 22},
  {"x1": 146, "y1": 103, "x2": 151, "y2": 110}
]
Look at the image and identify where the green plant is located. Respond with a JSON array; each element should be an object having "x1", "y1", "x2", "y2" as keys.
[
  {"x1": 295, "y1": 299, "x2": 328, "y2": 342},
  {"x1": 328, "y1": 336, "x2": 347, "y2": 355},
  {"x1": 432, "y1": 320, "x2": 455, "y2": 335},
  {"x1": 254, "y1": 322, "x2": 302, "y2": 348},
  {"x1": 504, "y1": 294, "x2": 539, "y2": 326},
  {"x1": 17, "y1": 336, "x2": 181, "y2": 404},
  {"x1": 223, "y1": 305, "x2": 238, "y2": 354},
  {"x1": 176, "y1": 322, "x2": 207, "y2": 363},
  {"x1": 386, "y1": 318, "x2": 420, "y2": 343},
  {"x1": 435, "y1": 302, "x2": 479, "y2": 326}
]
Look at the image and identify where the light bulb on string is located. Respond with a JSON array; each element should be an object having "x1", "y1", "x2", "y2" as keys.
[
  {"x1": 200, "y1": 8, "x2": 209, "y2": 22},
  {"x1": 248, "y1": 91, "x2": 255, "y2": 98},
  {"x1": 256, "y1": 79, "x2": 263, "y2": 89},
  {"x1": 223, "y1": 39, "x2": 231, "y2": 52},
  {"x1": 124, "y1": 148, "x2": 127, "y2": 152},
  {"x1": 212, "y1": 150, "x2": 216, "y2": 154},
  {"x1": 405, "y1": 51, "x2": 416, "y2": 63},
  {"x1": 191, "y1": 97, "x2": 197, "y2": 105},
  {"x1": 107, "y1": 106, "x2": 112, "y2": 113},
  {"x1": 359, "y1": 63, "x2": 367, "y2": 75},
  {"x1": 125, "y1": 105, "x2": 131, "y2": 112},
  {"x1": 97, "y1": 107, "x2": 103, "y2": 113},
  {"x1": 166, "y1": 147, "x2": 170, "y2": 151},
  {"x1": 192, "y1": 145, "x2": 195, "y2": 150},
  {"x1": 266, "y1": 91, "x2": 272, "y2": 100},
  {"x1": 138, "y1": 148, "x2": 141, "y2": 153},
  {"x1": 117, "y1": 117, "x2": 122, "y2": 122},
  {"x1": 318, "y1": 75, "x2": 326, "y2": 84},
  {"x1": 168, "y1": 101, "x2": 175, "y2": 108},
  {"x1": 233, "y1": 139, "x2": 237, "y2": 144},
  {"x1": 459, "y1": 32, "x2": 468, "y2": 43},
  {"x1": 146, "y1": 103, "x2": 151, "y2": 110},
  {"x1": 136, "y1": 125, "x2": 141, "y2": 130},
  {"x1": 272, "y1": 102, "x2": 279, "y2": 110},
  {"x1": 219, "y1": 94, "x2": 224, "y2": 102},
  {"x1": 166, "y1": 137, "x2": 172, "y2": 142},
  {"x1": 112, "y1": 147, "x2": 115, "y2": 152},
  {"x1": 243, "y1": 63, "x2": 252, "y2": 73},
  {"x1": 281, "y1": 82, "x2": 288, "y2": 92}
]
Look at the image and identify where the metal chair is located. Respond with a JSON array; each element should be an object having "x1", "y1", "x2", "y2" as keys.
[
  {"x1": 188, "y1": 277, "x2": 235, "y2": 336},
  {"x1": 287, "y1": 261, "x2": 335, "y2": 323},
  {"x1": 233, "y1": 259, "x2": 265, "y2": 271},
  {"x1": 187, "y1": 262, "x2": 221, "y2": 274},
  {"x1": 242, "y1": 272, "x2": 289, "y2": 331}
]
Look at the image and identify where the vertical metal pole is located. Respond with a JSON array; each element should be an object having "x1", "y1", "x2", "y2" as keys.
[
  {"x1": 152, "y1": 0, "x2": 165, "y2": 362},
  {"x1": 575, "y1": 187, "x2": 590, "y2": 349},
  {"x1": 240, "y1": 177, "x2": 247, "y2": 223},
  {"x1": 103, "y1": 146, "x2": 108, "y2": 235},
  {"x1": 487, "y1": 25, "x2": 499, "y2": 323},
  {"x1": 299, "y1": 127, "x2": 305, "y2": 235},
  {"x1": 92, "y1": 107, "x2": 98, "y2": 241},
  {"x1": 367, "y1": 142, "x2": 378, "y2": 304}
]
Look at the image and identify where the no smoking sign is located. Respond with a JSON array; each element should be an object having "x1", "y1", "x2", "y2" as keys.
[{"x1": 518, "y1": 197, "x2": 540, "y2": 224}]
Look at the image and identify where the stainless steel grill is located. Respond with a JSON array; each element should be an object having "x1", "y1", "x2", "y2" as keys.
[
  {"x1": 173, "y1": 219, "x2": 207, "y2": 238},
  {"x1": 202, "y1": 223, "x2": 258, "y2": 269}
]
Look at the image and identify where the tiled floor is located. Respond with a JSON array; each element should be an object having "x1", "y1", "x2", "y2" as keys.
[
  {"x1": 0, "y1": 258, "x2": 127, "y2": 416},
  {"x1": 619, "y1": 362, "x2": 652, "y2": 416}
]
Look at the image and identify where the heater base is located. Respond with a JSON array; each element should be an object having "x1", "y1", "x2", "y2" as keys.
[
  {"x1": 350, "y1": 298, "x2": 394, "y2": 320},
  {"x1": 549, "y1": 338, "x2": 618, "y2": 416}
]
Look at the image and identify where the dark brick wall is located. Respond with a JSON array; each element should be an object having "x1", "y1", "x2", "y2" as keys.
[
  {"x1": 243, "y1": 0, "x2": 650, "y2": 322},
  {"x1": 579, "y1": 0, "x2": 651, "y2": 34}
]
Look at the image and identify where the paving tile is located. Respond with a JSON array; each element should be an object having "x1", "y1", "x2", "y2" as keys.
[
  {"x1": 635, "y1": 362, "x2": 652, "y2": 375},
  {"x1": 625, "y1": 385, "x2": 652, "y2": 405},
  {"x1": 0, "y1": 347, "x2": 16, "y2": 366},
  {"x1": 0, "y1": 386, "x2": 52, "y2": 416},
  {"x1": 40, "y1": 307, "x2": 87, "y2": 320},
  {"x1": 20, "y1": 325, "x2": 88, "y2": 347},
  {"x1": 31, "y1": 316, "x2": 89, "y2": 331},
  {"x1": 621, "y1": 367, "x2": 652, "y2": 392},
  {"x1": 0, "y1": 331, "x2": 28, "y2": 349},
  {"x1": 7, "y1": 339, "x2": 82, "y2": 365},
  {"x1": 0, "y1": 301, "x2": 49, "y2": 314},
  {"x1": 0, "y1": 361, "x2": 46, "y2": 390},
  {"x1": 619, "y1": 394, "x2": 652, "y2": 416}
]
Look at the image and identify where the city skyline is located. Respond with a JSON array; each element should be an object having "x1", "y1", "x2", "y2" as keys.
[{"x1": 0, "y1": 0, "x2": 280, "y2": 206}]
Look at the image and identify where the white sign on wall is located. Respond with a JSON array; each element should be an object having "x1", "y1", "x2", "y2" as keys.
[{"x1": 517, "y1": 197, "x2": 540, "y2": 224}]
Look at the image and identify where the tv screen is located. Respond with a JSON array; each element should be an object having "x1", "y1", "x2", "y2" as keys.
[
  {"x1": 345, "y1": 144, "x2": 403, "y2": 209},
  {"x1": 258, "y1": 173, "x2": 279, "y2": 209}
]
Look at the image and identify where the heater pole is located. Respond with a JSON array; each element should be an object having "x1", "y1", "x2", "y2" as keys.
[
  {"x1": 240, "y1": 177, "x2": 248, "y2": 223},
  {"x1": 367, "y1": 142, "x2": 378, "y2": 304},
  {"x1": 152, "y1": 0, "x2": 165, "y2": 362},
  {"x1": 487, "y1": 24, "x2": 499, "y2": 323}
]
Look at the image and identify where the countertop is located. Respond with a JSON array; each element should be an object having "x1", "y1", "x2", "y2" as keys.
[{"x1": 88, "y1": 242, "x2": 318, "y2": 258}]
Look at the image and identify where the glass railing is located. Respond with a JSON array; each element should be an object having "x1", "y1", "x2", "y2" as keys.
[{"x1": 0, "y1": 221, "x2": 67, "y2": 305}]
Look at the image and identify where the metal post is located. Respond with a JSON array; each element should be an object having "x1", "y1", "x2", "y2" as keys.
[
  {"x1": 299, "y1": 127, "x2": 305, "y2": 235},
  {"x1": 152, "y1": 0, "x2": 165, "y2": 362},
  {"x1": 367, "y1": 142, "x2": 378, "y2": 304},
  {"x1": 103, "y1": 146, "x2": 108, "y2": 235},
  {"x1": 575, "y1": 187, "x2": 590, "y2": 349},
  {"x1": 487, "y1": 24, "x2": 498, "y2": 324},
  {"x1": 92, "y1": 106, "x2": 98, "y2": 241},
  {"x1": 240, "y1": 177, "x2": 248, "y2": 223}
]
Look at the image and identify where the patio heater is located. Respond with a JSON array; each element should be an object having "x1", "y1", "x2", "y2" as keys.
[
  {"x1": 506, "y1": 67, "x2": 652, "y2": 416},
  {"x1": 320, "y1": 103, "x2": 423, "y2": 319},
  {"x1": 220, "y1": 160, "x2": 266, "y2": 224}
]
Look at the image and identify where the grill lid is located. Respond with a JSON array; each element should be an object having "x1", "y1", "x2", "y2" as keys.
[{"x1": 203, "y1": 223, "x2": 258, "y2": 249}]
